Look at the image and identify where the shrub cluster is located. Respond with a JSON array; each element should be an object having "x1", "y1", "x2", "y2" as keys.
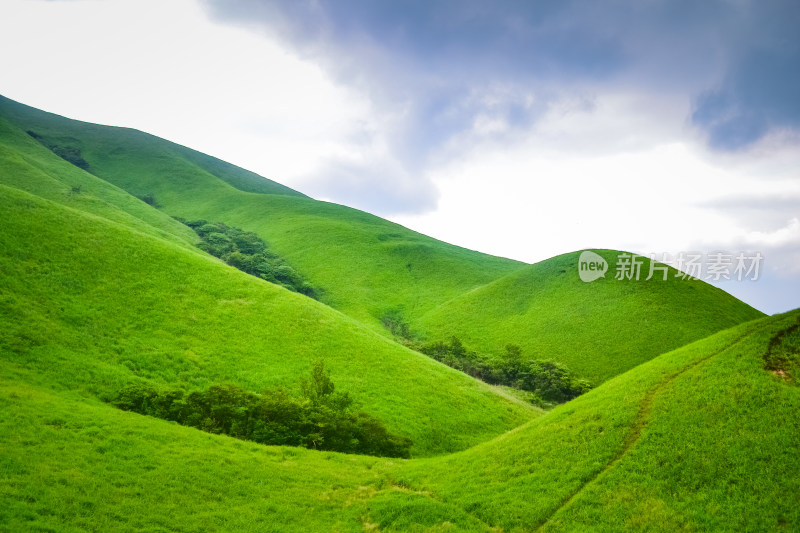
[
  {"x1": 381, "y1": 308, "x2": 413, "y2": 340},
  {"x1": 420, "y1": 338, "x2": 592, "y2": 404},
  {"x1": 764, "y1": 320, "x2": 800, "y2": 382},
  {"x1": 112, "y1": 361, "x2": 412, "y2": 458},
  {"x1": 139, "y1": 194, "x2": 161, "y2": 208},
  {"x1": 27, "y1": 130, "x2": 90, "y2": 171},
  {"x1": 376, "y1": 309, "x2": 590, "y2": 405},
  {"x1": 179, "y1": 219, "x2": 317, "y2": 299}
]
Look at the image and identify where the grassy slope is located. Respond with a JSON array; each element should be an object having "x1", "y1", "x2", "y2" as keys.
[
  {"x1": 0, "y1": 112, "x2": 197, "y2": 249},
  {"x1": 168, "y1": 193, "x2": 524, "y2": 329},
  {"x1": 0, "y1": 380, "x2": 398, "y2": 533},
  {"x1": 0, "y1": 95, "x2": 525, "y2": 331},
  {"x1": 0, "y1": 95, "x2": 307, "y2": 200},
  {"x1": 0, "y1": 379, "x2": 496, "y2": 533},
  {"x1": 417, "y1": 249, "x2": 765, "y2": 383},
  {"x1": 2, "y1": 306, "x2": 797, "y2": 531},
  {"x1": 393, "y1": 309, "x2": 800, "y2": 532},
  {"x1": 0, "y1": 185, "x2": 535, "y2": 457},
  {"x1": 2, "y1": 95, "x2": 790, "y2": 530}
]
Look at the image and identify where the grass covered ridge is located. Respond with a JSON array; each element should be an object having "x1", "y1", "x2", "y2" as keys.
[
  {"x1": 1, "y1": 94, "x2": 792, "y2": 531},
  {"x1": 0, "y1": 95, "x2": 527, "y2": 333},
  {"x1": 0, "y1": 185, "x2": 536, "y2": 458},
  {"x1": 417, "y1": 249, "x2": 764, "y2": 383}
]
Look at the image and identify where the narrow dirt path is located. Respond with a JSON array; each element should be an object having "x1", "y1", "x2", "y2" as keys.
[{"x1": 531, "y1": 325, "x2": 763, "y2": 532}]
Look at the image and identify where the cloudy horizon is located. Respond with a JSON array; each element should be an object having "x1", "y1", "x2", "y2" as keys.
[{"x1": 1, "y1": 0, "x2": 798, "y2": 314}]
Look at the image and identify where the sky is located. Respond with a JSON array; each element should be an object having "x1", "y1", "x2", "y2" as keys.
[{"x1": 1, "y1": 0, "x2": 798, "y2": 314}]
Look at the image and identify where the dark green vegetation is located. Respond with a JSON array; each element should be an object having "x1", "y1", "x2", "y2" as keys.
[
  {"x1": 1, "y1": 94, "x2": 795, "y2": 531},
  {"x1": 419, "y1": 338, "x2": 591, "y2": 405},
  {"x1": 763, "y1": 317, "x2": 800, "y2": 383},
  {"x1": 379, "y1": 309, "x2": 592, "y2": 406},
  {"x1": 181, "y1": 218, "x2": 318, "y2": 298},
  {"x1": 112, "y1": 361, "x2": 412, "y2": 457},
  {"x1": 26, "y1": 129, "x2": 90, "y2": 171}
]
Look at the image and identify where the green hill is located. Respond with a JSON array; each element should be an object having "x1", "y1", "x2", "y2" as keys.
[
  {"x1": 393, "y1": 309, "x2": 800, "y2": 531},
  {"x1": 417, "y1": 249, "x2": 764, "y2": 383},
  {"x1": 0, "y1": 95, "x2": 764, "y2": 388},
  {"x1": 0, "y1": 95, "x2": 795, "y2": 532},
  {"x1": 0, "y1": 95, "x2": 525, "y2": 332},
  {"x1": 0, "y1": 96, "x2": 307, "y2": 200},
  {"x1": 0, "y1": 109, "x2": 198, "y2": 249},
  {"x1": 0, "y1": 185, "x2": 536, "y2": 457},
  {"x1": 2, "y1": 303, "x2": 796, "y2": 531}
]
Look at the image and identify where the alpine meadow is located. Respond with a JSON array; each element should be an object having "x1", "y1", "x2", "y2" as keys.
[{"x1": 1, "y1": 74, "x2": 797, "y2": 533}]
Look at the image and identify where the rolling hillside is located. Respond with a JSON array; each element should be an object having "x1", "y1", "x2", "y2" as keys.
[
  {"x1": 0, "y1": 95, "x2": 765, "y2": 387},
  {"x1": 0, "y1": 95, "x2": 526, "y2": 331},
  {"x1": 417, "y1": 249, "x2": 765, "y2": 383},
  {"x1": 0, "y1": 110, "x2": 198, "y2": 249},
  {"x1": 1, "y1": 94, "x2": 796, "y2": 532},
  {"x1": 394, "y1": 309, "x2": 800, "y2": 531},
  {"x1": 0, "y1": 184, "x2": 536, "y2": 457},
  {"x1": 2, "y1": 303, "x2": 796, "y2": 531}
]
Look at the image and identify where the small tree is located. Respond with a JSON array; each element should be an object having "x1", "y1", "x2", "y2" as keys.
[
  {"x1": 502, "y1": 344, "x2": 524, "y2": 382},
  {"x1": 301, "y1": 360, "x2": 336, "y2": 404},
  {"x1": 449, "y1": 337, "x2": 466, "y2": 358}
]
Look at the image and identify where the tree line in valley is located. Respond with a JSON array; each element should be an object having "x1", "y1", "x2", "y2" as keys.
[
  {"x1": 382, "y1": 309, "x2": 591, "y2": 406},
  {"x1": 420, "y1": 338, "x2": 591, "y2": 404},
  {"x1": 111, "y1": 361, "x2": 411, "y2": 458}
]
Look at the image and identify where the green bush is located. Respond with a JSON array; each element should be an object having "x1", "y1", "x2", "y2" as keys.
[
  {"x1": 26, "y1": 130, "x2": 90, "y2": 170},
  {"x1": 419, "y1": 338, "x2": 591, "y2": 405},
  {"x1": 381, "y1": 308, "x2": 413, "y2": 340},
  {"x1": 180, "y1": 219, "x2": 318, "y2": 299},
  {"x1": 111, "y1": 361, "x2": 411, "y2": 458}
]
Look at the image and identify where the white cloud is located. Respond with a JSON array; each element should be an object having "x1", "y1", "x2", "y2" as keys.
[
  {"x1": 391, "y1": 91, "x2": 800, "y2": 289},
  {"x1": 0, "y1": 0, "x2": 370, "y2": 183}
]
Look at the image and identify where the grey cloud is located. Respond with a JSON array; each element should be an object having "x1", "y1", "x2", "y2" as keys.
[
  {"x1": 691, "y1": 1, "x2": 800, "y2": 150},
  {"x1": 297, "y1": 156, "x2": 439, "y2": 216},
  {"x1": 692, "y1": 193, "x2": 799, "y2": 313},
  {"x1": 203, "y1": 0, "x2": 800, "y2": 148},
  {"x1": 199, "y1": 0, "x2": 632, "y2": 169},
  {"x1": 200, "y1": 0, "x2": 800, "y2": 213},
  {"x1": 699, "y1": 194, "x2": 800, "y2": 232}
]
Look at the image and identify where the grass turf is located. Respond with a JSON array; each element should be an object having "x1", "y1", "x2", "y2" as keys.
[
  {"x1": 0, "y1": 95, "x2": 762, "y2": 388},
  {"x1": 0, "y1": 94, "x2": 526, "y2": 334}
]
